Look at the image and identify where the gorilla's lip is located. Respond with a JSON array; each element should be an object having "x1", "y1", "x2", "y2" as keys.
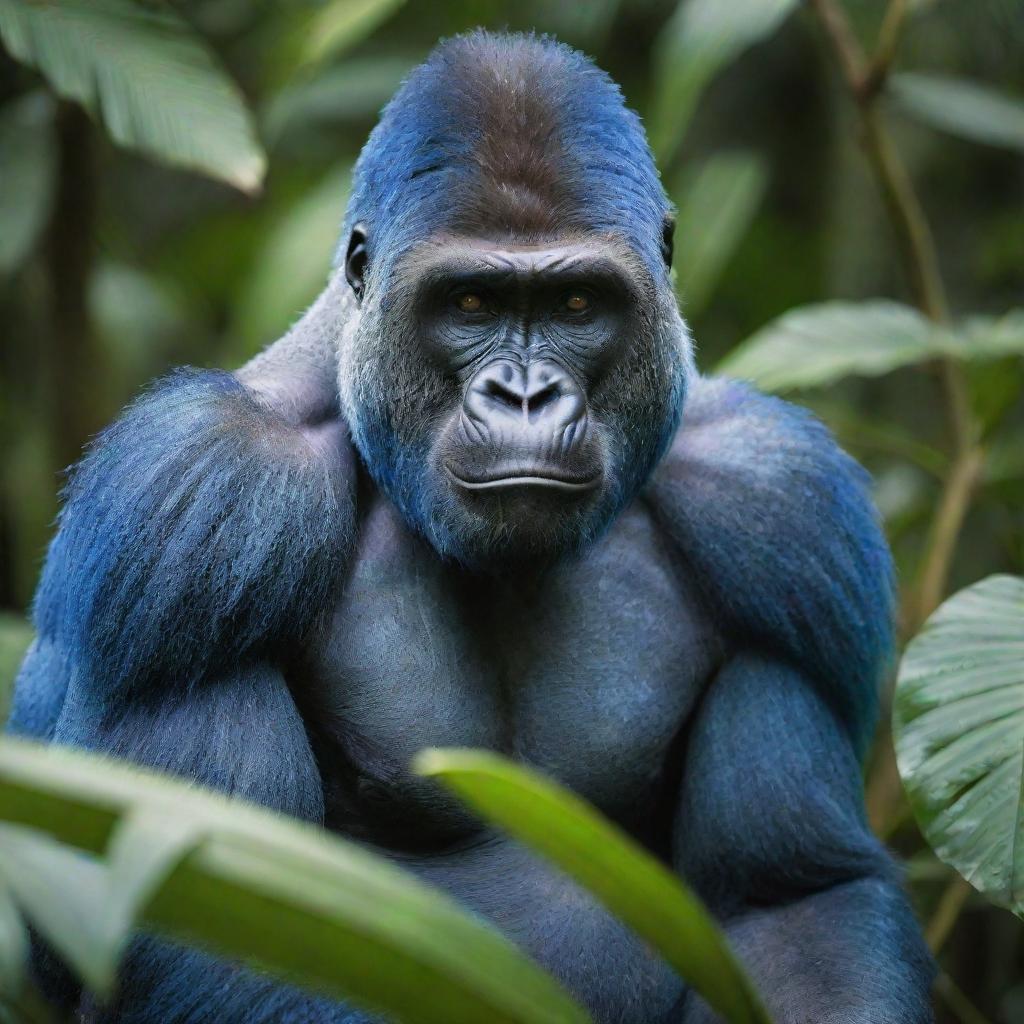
[{"x1": 444, "y1": 463, "x2": 601, "y2": 493}]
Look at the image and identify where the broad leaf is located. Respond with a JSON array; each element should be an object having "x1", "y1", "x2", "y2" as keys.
[
  {"x1": 0, "y1": 92, "x2": 55, "y2": 275},
  {"x1": 959, "y1": 309, "x2": 1024, "y2": 360},
  {"x1": 415, "y1": 749, "x2": 772, "y2": 1024},
  {"x1": 0, "y1": 739, "x2": 589, "y2": 1024},
  {"x1": 671, "y1": 151, "x2": 767, "y2": 314},
  {"x1": 892, "y1": 73, "x2": 1024, "y2": 153},
  {"x1": 649, "y1": 0, "x2": 798, "y2": 161},
  {"x1": 893, "y1": 575, "x2": 1024, "y2": 918},
  {"x1": 301, "y1": 0, "x2": 406, "y2": 67},
  {"x1": 717, "y1": 301, "x2": 950, "y2": 391},
  {"x1": 232, "y1": 165, "x2": 351, "y2": 353},
  {"x1": 0, "y1": 0, "x2": 265, "y2": 193}
]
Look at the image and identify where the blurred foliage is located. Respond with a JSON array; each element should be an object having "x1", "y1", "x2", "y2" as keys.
[{"x1": 0, "y1": 1, "x2": 1023, "y2": 1022}]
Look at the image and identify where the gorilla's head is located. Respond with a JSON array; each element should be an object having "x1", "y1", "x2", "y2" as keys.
[{"x1": 337, "y1": 31, "x2": 692, "y2": 567}]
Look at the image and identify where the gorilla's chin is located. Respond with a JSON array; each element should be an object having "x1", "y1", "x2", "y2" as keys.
[{"x1": 424, "y1": 465, "x2": 611, "y2": 570}]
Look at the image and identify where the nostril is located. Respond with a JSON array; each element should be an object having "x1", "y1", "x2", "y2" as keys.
[
  {"x1": 525, "y1": 383, "x2": 561, "y2": 414},
  {"x1": 484, "y1": 378, "x2": 524, "y2": 409}
]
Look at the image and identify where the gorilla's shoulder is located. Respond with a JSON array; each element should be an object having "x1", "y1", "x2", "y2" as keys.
[
  {"x1": 646, "y1": 375, "x2": 894, "y2": 752},
  {"x1": 34, "y1": 368, "x2": 354, "y2": 697}
]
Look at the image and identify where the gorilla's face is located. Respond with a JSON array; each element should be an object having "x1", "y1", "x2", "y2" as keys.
[{"x1": 340, "y1": 230, "x2": 689, "y2": 568}]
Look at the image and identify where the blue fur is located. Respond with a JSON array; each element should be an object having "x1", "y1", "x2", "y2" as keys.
[
  {"x1": 675, "y1": 654, "x2": 933, "y2": 1023},
  {"x1": 649, "y1": 376, "x2": 896, "y2": 755},
  {"x1": 340, "y1": 31, "x2": 671, "y2": 282},
  {"x1": 27, "y1": 369, "x2": 351, "y2": 705}
]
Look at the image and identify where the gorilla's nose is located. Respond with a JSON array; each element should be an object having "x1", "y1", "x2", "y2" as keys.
[{"x1": 464, "y1": 359, "x2": 585, "y2": 428}]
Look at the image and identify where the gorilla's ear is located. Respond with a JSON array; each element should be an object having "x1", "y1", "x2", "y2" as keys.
[
  {"x1": 661, "y1": 213, "x2": 675, "y2": 269},
  {"x1": 344, "y1": 223, "x2": 368, "y2": 302}
]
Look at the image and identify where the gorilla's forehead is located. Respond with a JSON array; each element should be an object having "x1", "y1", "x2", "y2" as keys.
[{"x1": 392, "y1": 233, "x2": 653, "y2": 296}]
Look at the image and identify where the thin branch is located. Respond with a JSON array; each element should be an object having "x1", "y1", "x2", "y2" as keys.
[{"x1": 926, "y1": 875, "x2": 974, "y2": 953}]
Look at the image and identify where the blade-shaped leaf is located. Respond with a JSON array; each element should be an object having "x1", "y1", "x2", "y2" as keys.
[
  {"x1": 893, "y1": 575, "x2": 1024, "y2": 918},
  {"x1": 0, "y1": 824, "x2": 115, "y2": 996},
  {"x1": 671, "y1": 151, "x2": 768, "y2": 314},
  {"x1": 0, "y1": 739, "x2": 589, "y2": 1024},
  {"x1": 959, "y1": 309, "x2": 1024, "y2": 360},
  {"x1": 892, "y1": 73, "x2": 1024, "y2": 153},
  {"x1": 717, "y1": 300, "x2": 952, "y2": 391},
  {"x1": 0, "y1": 0, "x2": 265, "y2": 193},
  {"x1": 0, "y1": 92, "x2": 55, "y2": 275},
  {"x1": 415, "y1": 749, "x2": 772, "y2": 1024},
  {"x1": 301, "y1": 0, "x2": 406, "y2": 68},
  {"x1": 649, "y1": 0, "x2": 798, "y2": 161},
  {"x1": 0, "y1": 879, "x2": 27, "y2": 1000}
]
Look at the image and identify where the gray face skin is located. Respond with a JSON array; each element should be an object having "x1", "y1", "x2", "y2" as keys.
[{"x1": 341, "y1": 228, "x2": 685, "y2": 567}]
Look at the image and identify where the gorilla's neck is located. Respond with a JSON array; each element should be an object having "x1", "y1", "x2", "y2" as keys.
[{"x1": 237, "y1": 274, "x2": 351, "y2": 426}]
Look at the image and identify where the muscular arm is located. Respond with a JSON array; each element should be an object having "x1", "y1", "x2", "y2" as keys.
[
  {"x1": 7, "y1": 307, "x2": 364, "y2": 1021},
  {"x1": 675, "y1": 654, "x2": 933, "y2": 1023}
]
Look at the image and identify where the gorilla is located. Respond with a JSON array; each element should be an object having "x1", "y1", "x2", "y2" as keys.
[{"x1": 8, "y1": 30, "x2": 933, "y2": 1024}]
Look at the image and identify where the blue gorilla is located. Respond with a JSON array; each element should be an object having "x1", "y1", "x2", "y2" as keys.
[{"x1": 9, "y1": 30, "x2": 933, "y2": 1024}]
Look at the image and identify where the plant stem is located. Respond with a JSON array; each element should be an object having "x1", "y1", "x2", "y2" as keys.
[
  {"x1": 807, "y1": 0, "x2": 982, "y2": 625},
  {"x1": 926, "y1": 875, "x2": 974, "y2": 953},
  {"x1": 45, "y1": 101, "x2": 100, "y2": 473}
]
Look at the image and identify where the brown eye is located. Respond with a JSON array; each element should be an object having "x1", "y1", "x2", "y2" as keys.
[
  {"x1": 565, "y1": 293, "x2": 589, "y2": 313},
  {"x1": 457, "y1": 293, "x2": 483, "y2": 313}
]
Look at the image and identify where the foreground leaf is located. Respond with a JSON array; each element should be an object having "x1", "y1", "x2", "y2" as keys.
[
  {"x1": 0, "y1": 92, "x2": 55, "y2": 275},
  {"x1": 0, "y1": 0, "x2": 265, "y2": 193},
  {"x1": 892, "y1": 73, "x2": 1024, "y2": 153},
  {"x1": 0, "y1": 739, "x2": 588, "y2": 1024},
  {"x1": 416, "y1": 749, "x2": 772, "y2": 1024},
  {"x1": 893, "y1": 575, "x2": 1024, "y2": 918},
  {"x1": 671, "y1": 151, "x2": 767, "y2": 314},
  {"x1": 649, "y1": 0, "x2": 798, "y2": 161}
]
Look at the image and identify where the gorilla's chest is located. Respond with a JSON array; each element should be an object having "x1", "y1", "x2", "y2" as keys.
[{"x1": 298, "y1": 497, "x2": 721, "y2": 844}]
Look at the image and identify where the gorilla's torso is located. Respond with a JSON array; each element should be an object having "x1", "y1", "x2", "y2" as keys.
[{"x1": 294, "y1": 470, "x2": 723, "y2": 855}]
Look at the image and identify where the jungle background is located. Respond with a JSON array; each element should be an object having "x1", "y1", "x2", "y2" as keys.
[{"x1": 0, "y1": 1, "x2": 1022, "y2": 1022}]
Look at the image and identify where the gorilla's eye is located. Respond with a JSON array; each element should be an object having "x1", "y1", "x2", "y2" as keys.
[
  {"x1": 456, "y1": 293, "x2": 484, "y2": 314},
  {"x1": 564, "y1": 293, "x2": 590, "y2": 313}
]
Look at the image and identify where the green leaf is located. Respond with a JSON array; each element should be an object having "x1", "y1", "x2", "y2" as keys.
[
  {"x1": 0, "y1": 92, "x2": 55, "y2": 275},
  {"x1": 671, "y1": 151, "x2": 768, "y2": 314},
  {"x1": 0, "y1": 739, "x2": 589, "y2": 1024},
  {"x1": 0, "y1": 0, "x2": 265, "y2": 193},
  {"x1": 717, "y1": 300, "x2": 951, "y2": 391},
  {"x1": 301, "y1": 0, "x2": 406, "y2": 68},
  {"x1": 0, "y1": 825, "x2": 116, "y2": 995},
  {"x1": 232, "y1": 164, "x2": 351, "y2": 354},
  {"x1": 415, "y1": 749, "x2": 772, "y2": 1024},
  {"x1": 649, "y1": 0, "x2": 798, "y2": 162},
  {"x1": 891, "y1": 73, "x2": 1024, "y2": 153},
  {"x1": 0, "y1": 880, "x2": 27, "y2": 1000},
  {"x1": 893, "y1": 575, "x2": 1024, "y2": 918},
  {"x1": 959, "y1": 309, "x2": 1024, "y2": 359}
]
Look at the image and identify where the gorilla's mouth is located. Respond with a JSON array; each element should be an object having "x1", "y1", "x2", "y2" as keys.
[{"x1": 444, "y1": 462, "x2": 601, "y2": 493}]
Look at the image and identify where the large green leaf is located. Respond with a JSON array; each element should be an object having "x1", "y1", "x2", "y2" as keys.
[
  {"x1": 893, "y1": 575, "x2": 1024, "y2": 918},
  {"x1": 0, "y1": 92, "x2": 55, "y2": 275},
  {"x1": 232, "y1": 164, "x2": 351, "y2": 354},
  {"x1": 0, "y1": 0, "x2": 265, "y2": 193},
  {"x1": 671, "y1": 151, "x2": 768, "y2": 314},
  {"x1": 717, "y1": 301, "x2": 951, "y2": 391},
  {"x1": 415, "y1": 749, "x2": 772, "y2": 1024},
  {"x1": 649, "y1": 0, "x2": 798, "y2": 161},
  {"x1": 891, "y1": 73, "x2": 1024, "y2": 153},
  {"x1": 0, "y1": 739, "x2": 589, "y2": 1024}
]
